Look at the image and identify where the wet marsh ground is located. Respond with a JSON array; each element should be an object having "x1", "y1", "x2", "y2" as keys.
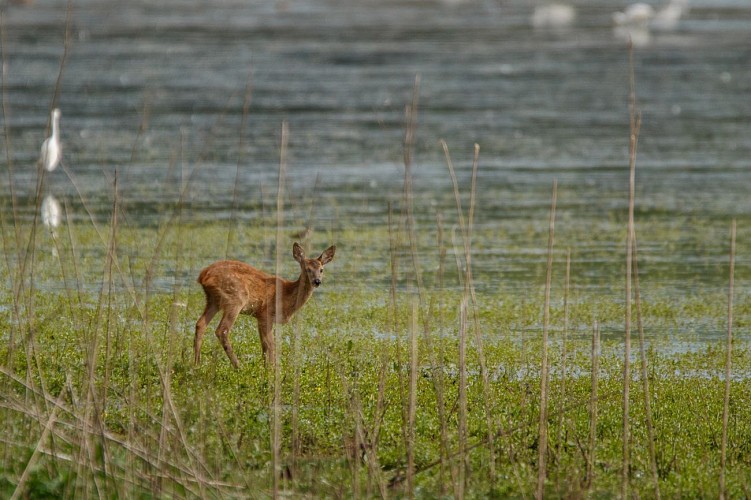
[
  {"x1": 3, "y1": 0, "x2": 751, "y2": 497},
  {"x1": 2, "y1": 169, "x2": 751, "y2": 496}
]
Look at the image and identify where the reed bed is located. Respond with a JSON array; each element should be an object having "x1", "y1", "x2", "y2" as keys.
[{"x1": 2, "y1": 49, "x2": 751, "y2": 499}]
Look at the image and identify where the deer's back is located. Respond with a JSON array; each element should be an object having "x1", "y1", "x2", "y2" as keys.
[{"x1": 198, "y1": 260, "x2": 276, "y2": 313}]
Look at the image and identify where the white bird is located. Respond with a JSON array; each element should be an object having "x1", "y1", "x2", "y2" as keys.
[
  {"x1": 612, "y1": 3, "x2": 655, "y2": 27},
  {"x1": 41, "y1": 195, "x2": 61, "y2": 229},
  {"x1": 39, "y1": 108, "x2": 61, "y2": 172},
  {"x1": 652, "y1": 0, "x2": 689, "y2": 30},
  {"x1": 41, "y1": 194, "x2": 61, "y2": 256},
  {"x1": 531, "y1": 3, "x2": 576, "y2": 29}
]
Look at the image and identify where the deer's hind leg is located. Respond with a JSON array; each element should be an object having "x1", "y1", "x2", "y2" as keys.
[
  {"x1": 195, "y1": 298, "x2": 220, "y2": 365},
  {"x1": 215, "y1": 304, "x2": 243, "y2": 368}
]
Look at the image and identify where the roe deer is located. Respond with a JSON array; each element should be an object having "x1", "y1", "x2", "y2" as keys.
[{"x1": 194, "y1": 242, "x2": 336, "y2": 368}]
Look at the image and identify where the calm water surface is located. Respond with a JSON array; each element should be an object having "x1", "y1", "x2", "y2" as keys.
[{"x1": 1, "y1": 0, "x2": 750, "y2": 327}]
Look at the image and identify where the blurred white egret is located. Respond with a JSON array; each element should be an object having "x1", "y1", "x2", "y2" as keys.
[
  {"x1": 612, "y1": 3, "x2": 655, "y2": 27},
  {"x1": 41, "y1": 194, "x2": 61, "y2": 256},
  {"x1": 652, "y1": 0, "x2": 689, "y2": 31},
  {"x1": 40, "y1": 108, "x2": 61, "y2": 172},
  {"x1": 41, "y1": 195, "x2": 61, "y2": 229},
  {"x1": 531, "y1": 4, "x2": 576, "y2": 29},
  {"x1": 612, "y1": 3, "x2": 655, "y2": 47}
]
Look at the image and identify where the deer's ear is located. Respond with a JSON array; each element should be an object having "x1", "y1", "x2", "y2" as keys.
[
  {"x1": 319, "y1": 245, "x2": 336, "y2": 265},
  {"x1": 293, "y1": 242, "x2": 306, "y2": 263}
]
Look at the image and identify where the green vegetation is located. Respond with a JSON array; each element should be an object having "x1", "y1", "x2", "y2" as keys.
[
  {"x1": 1, "y1": 214, "x2": 750, "y2": 497},
  {"x1": 2, "y1": 66, "x2": 749, "y2": 497}
]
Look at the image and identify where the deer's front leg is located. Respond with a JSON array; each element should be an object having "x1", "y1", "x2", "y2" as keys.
[{"x1": 256, "y1": 314, "x2": 275, "y2": 365}]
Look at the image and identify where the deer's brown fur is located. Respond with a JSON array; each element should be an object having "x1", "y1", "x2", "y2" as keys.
[{"x1": 194, "y1": 243, "x2": 336, "y2": 367}]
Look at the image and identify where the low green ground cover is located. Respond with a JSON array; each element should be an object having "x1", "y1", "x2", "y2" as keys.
[{"x1": 2, "y1": 219, "x2": 750, "y2": 498}]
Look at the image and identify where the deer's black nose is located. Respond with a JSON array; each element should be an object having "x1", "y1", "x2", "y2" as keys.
[{"x1": 313, "y1": 278, "x2": 322, "y2": 287}]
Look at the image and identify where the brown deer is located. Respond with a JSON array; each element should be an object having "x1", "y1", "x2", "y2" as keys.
[{"x1": 194, "y1": 243, "x2": 336, "y2": 368}]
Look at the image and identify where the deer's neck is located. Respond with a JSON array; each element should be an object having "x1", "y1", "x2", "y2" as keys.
[{"x1": 278, "y1": 273, "x2": 314, "y2": 317}]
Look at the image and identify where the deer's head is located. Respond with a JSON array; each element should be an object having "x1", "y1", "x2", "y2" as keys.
[{"x1": 293, "y1": 242, "x2": 336, "y2": 288}]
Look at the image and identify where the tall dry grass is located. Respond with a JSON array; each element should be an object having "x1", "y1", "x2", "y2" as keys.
[
  {"x1": 536, "y1": 179, "x2": 557, "y2": 500},
  {"x1": 632, "y1": 235, "x2": 660, "y2": 499},
  {"x1": 720, "y1": 219, "x2": 736, "y2": 500},
  {"x1": 623, "y1": 40, "x2": 642, "y2": 499},
  {"x1": 272, "y1": 120, "x2": 289, "y2": 497}
]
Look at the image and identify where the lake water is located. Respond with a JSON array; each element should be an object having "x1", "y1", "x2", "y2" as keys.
[{"x1": 1, "y1": 0, "x2": 750, "y2": 313}]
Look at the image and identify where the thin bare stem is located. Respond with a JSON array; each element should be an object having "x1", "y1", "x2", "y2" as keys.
[
  {"x1": 720, "y1": 219, "x2": 736, "y2": 500},
  {"x1": 407, "y1": 299, "x2": 419, "y2": 497},
  {"x1": 586, "y1": 321, "x2": 601, "y2": 489},
  {"x1": 387, "y1": 202, "x2": 409, "y2": 492},
  {"x1": 623, "y1": 40, "x2": 642, "y2": 499},
  {"x1": 432, "y1": 213, "x2": 455, "y2": 492},
  {"x1": 272, "y1": 121, "x2": 288, "y2": 497},
  {"x1": 442, "y1": 141, "x2": 495, "y2": 476},
  {"x1": 458, "y1": 298, "x2": 469, "y2": 498},
  {"x1": 556, "y1": 249, "x2": 572, "y2": 475},
  {"x1": 632, "y1": 235, "x2": 660, "y2": 499},
  {"x1": 226, "y1": 72, "x2": 254, "y2": 258},
  {"x1": 389, "y1": 373, "x2": 625, "y2": 489},
  {"x1": 10, "y1": 387, "x2": 65, "y2": 500},
  {"x1": 536, "y1": 179, "x2": 557, "y2": 500}
]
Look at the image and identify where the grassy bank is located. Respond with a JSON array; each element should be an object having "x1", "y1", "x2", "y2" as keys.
[{"x1": 1, "y1": 218, "x2": 750, "y2": 498}]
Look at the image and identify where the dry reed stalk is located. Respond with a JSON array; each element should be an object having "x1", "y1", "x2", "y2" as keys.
[
  {"x1": 372, "y1": 348, "x2": 390, "y2": 498},
  {"x1": 225, "y1": 74, "x2": 254, "y2": 258},
  {"x1": 623, "y1": 40, "x2": 642, "y2": 499},
  {"x1": 10, "y1": 387, "x2": 65, "y2": 500},
  {"x1": 0, "y1": 11, "x2": 22, "y2": 264},
  {"x1": 351, "y1": 396, "x2": 363, "y2": 497},
  {"x1": 586, "y1": 321, "x2": 601, "y2": 489},
  {"x1": 555, "y1": 249, "x2": 571, "y2": 477},
  {"x1": 1, "y1": 368, "x2": 227, "y2": 497},
  {"x1": 272, "y1": 121, "x2": 289, "y2": 497},
  {"x1": 101, "y1": 172, "x2": 120, "y2": 422},
  {"x1": 342, "y1": 343, "x2": 391, "y2": 497},
  {"x1": 536, "y1": 179, "x2": 557, "y2": 500},
  {"x1": 157, "y1": 207, "x2": 191, "y2": 495},
  {"x1": 11, "y1": 0, "x2": 75, "y2": 382},
  {"x1": 0, "y1": 15, "x2": 27, "y2": 412},
  {"x1": 720, "y1": 219, "x2": 736, "y2": 500},
  {"x1": 631, "y1": 235, "x2": 660, "y2": 499},
  {"x1": 388, "y1": 382, "x2": 626, "y2": 490},
  {"x1": 1, "y1": 4, "x2": 77, "y2": 394},
  {"x1": 387, "y1": 202, "x2": 410, "y2": 487},
  {"x1": 413, "y1": 299, "x2": 454, "y2": 493},
  {"x1": 60, "y1": 158, "x2": 144, "y2": 322},
  {"x1": 398, "y1": 128, "x2": 455, "y2": 495},
  {"x1": 76, "y1": 172, "x2": 124, "y2": 497},
  {"x1": 60, "y1": 173, "x2": 118, "y2": 496},
  {"x1": 403, "y1": 75, "x2": 419, "y2": 186},
  {"x1": 432, "y1": 212, "x2": 455, "y2": 492},
  {"x1": 213, "y1": 408, "x2": 253, "y2": 493},
  {"x1": 139, "y1": 137, "x2": 190, "y2": 319},
  {"x1": 401, "y1": 77, "x2": 427, "y2": 309},
  {"x1": 458, "y1": 298, "x2": 469, "y2": 498},
  {"x1": 290, "y1": 319, "x2": 301, "y2": 477},
  {"x1": 51, "y1": 0, "x2": 74, "y2": 109},
  {"x1": 396, "y1": 78, "x2": 427, "y2": 496},
  {"x1": 337, "y1": 364, "x2": 389, "y2": 499},
  {"x1": 62, "y1": 199, "x2": 84, "y2": 314},
  {"x1": 157, "y1": 366, "x2": 210, "y2": 498},
  {"x1": 442, "y1": 141, "x2": 496, "y2": 478},
  {"x1": 407, "y1": 299, "x2": 419, "y2": 497}
]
